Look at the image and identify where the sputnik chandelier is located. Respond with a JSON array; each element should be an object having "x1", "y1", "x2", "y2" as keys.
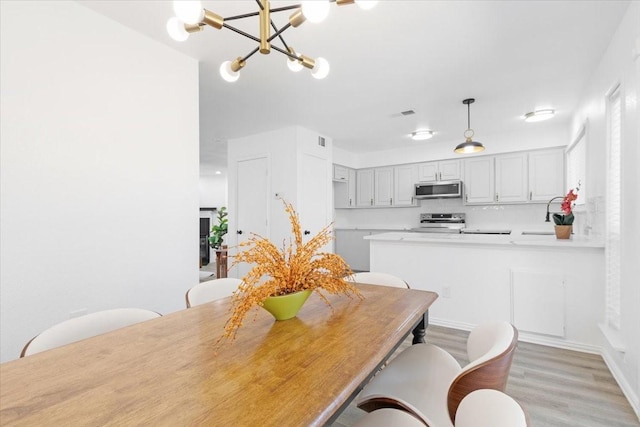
[{"x1": 167, "y1": 0, "x2": 378, "y2": 82}]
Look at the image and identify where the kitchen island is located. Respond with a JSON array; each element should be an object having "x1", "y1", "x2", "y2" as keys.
[{"x1": 365, "y1": 231, "x2": 605, "y2": 352}]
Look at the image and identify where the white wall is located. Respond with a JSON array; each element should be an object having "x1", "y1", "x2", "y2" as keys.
[
  {"x1": 0, "y1": 1, "x2": 200, "y2": 362},
  {"x1": 199, "y1": 174, "x2": 227, "y2": 208},
  {"x1": 570, "y1": 1, "x2": 640, "y2": 417},
  {"x1": 334, "y1": 123, "x2": 568, "y2": 169}
]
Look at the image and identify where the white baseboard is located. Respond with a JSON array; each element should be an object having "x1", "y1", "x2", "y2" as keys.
[
  {"x1": 430, "y1": 317, "x2": 601, "y2": 353},
  {"x1": 601, "y1": 348, "x2": 640, "y2": 421}
]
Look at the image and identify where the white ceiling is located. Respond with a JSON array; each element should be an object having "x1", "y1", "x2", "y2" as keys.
[{"x1": 79, "y1": 1, "x2": 630, "y2": 175}]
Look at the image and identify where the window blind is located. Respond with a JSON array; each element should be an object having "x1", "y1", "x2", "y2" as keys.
[{"x1": 606, "y1": 86, "x2": 621, "y2": 330}]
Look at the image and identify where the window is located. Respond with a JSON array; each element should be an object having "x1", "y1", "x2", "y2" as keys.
[
  {"x1": 566, "y1": 124, "x2": 586, "y2": 205},
  {"x1": 605, "y1": 85, "x2": 621, "y2": 330}
]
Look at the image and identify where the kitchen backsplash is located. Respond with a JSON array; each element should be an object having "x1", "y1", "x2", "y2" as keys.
[{"x1": 334, "y1": 197, "x2": 604, "y2": 237}]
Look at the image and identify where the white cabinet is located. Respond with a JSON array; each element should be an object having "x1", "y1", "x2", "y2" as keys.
[
  {"x1": 529, "y1": 149, "x2": 565, "y2": 201},
  {"x1": 495, "y1": 153, "x2": 528, "y2": 203},
  {"x1": 374, "y1": 167, "x2": 394, "y2": 206},
  {"x1": 333, "y1": 164, "x2": 348, "y2": 182},
  {"x1": 465, "y1": 148, "x2": 565, "y2": 205},
  {"x1": 356, "y1": 169, "x2": 374, "y2": 207},
  {"x1": 394, "y1": 164, "x2": 418, "y2": 206},
  {"x1": 334, "y1": 167, "x2": 356, "y2": 208},
  {"x1": 417, "y1": 160, "x2": 461, "y2": 182},
  {"x1": 464, "y1": 157, "x2": 495, "y2": 204}
]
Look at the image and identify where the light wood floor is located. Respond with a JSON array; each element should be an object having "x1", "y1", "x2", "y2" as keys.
[{"x1": 333, "y1": 325, "x2": 639, "y2": 427}]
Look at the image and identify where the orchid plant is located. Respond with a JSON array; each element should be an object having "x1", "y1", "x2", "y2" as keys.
[{"x1": 553, "y1": 184, "x2": 580, "y2": 225}]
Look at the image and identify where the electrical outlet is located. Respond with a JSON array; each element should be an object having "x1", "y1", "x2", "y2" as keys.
[
  {"x1": 69, "y1": 308, "x2": 87, "y2": 318},
  {"x1": 442, "y1": 285, "x2": 451, "y2": 298}
]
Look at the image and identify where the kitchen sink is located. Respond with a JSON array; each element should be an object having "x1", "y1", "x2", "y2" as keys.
[{"x1": 521, "y1": 231, "x2": 555, "y2": 235}]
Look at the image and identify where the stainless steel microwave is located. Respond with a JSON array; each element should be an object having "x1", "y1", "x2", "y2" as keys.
[{"x1": 414, "y1": 180, "x2": 463, "y2": 199}]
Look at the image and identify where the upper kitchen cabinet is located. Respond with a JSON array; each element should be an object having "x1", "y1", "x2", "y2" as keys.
[
  {"x1": 333, "y1": 165, "x2": 356, "y2": 208},
  {"x1": 374, "y1": 167, "x2": 394, "y2": 206},
  {"x1": 495, "y1": 152, "x2": 528, "y2": 203},
  {"x1": 528, "y1": 149, "x2": 565, "y2": 201},
  {"x1": 417, "y1": 160, "x2": 461, "y2": 182},
  {"x1": 464, "y1": 157, "x2": 495, "y2": 204},
  {"x1": 393, "y1": 164, "x2": 418, "y2": 206},
  {"x1": 333, "y1": 164, "x2": 349, "y2": 182},
  {"x1": 465, "y1": 148, "x2": 565, "y2": 205},
  {"x1": 356, "y1": 169, "x2": 374, "y2": 207}
]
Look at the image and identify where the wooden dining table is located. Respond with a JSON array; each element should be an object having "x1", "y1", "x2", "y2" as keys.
[{"x1": 0, "y1": 284, "x2": 438, "y2": 426}]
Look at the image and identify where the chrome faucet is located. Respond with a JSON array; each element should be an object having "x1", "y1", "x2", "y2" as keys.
[{"x1": 545, "y1": 196, "x2": 565, "y2": 222}]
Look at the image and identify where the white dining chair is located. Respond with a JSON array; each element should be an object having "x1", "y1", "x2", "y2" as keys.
[
  {"x1": 21, "y1": 308, "x2": 161, "y2": 357},
  {"x1": 455, "y1": 389, "x2": 529, "y2": 427},
  {"x1": 185, "y1": 277, "x2": 243, "y2": 307},
  {"x1": 357, "y1": 321, "x2": 518, "y2": 427},
  {"x1": 347, "y1": 272, "x2": 409, "y2": 288}
]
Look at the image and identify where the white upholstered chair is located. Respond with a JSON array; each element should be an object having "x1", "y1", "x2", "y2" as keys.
[
  {"x1": 455, "y1": 389, "x2": 529, "y2": 427},
  {"x1": 347, "y1": 272, "x2": 409, "y2": 288},
  {"x1": 21, "y1": 308, "x2": 161, "y2": 357},
  {"x1": 185, "y1": 277, "x2": 242, "y2": 308},
  {"x1": 356, "y1": 322, "x2": 518, "y2": 427}
]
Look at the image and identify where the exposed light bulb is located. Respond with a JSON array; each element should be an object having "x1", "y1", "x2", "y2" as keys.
[
  {"x1": 301, "y1": 1, "x2": 330, "y2": 23},
  {"x1": 311, "y1": 57, "x2": 330, "y2": 79},
  {"x1": 166, "y1": 17, "x2": 189, "y2": 42},
  {"x1": 220, "y1": 61, "x2": 240, "y2": 82},
  {"x1": 287, "y1": 57, "x2": 304, "y2": 72},
  {"x1": 355, "y1": 1, "x2": 378, "y2": 10},
  {"x1": 173, "y1": 0, "x2": 204, "y2": 25}
]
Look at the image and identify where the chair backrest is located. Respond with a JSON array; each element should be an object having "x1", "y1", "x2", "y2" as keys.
[
  {"x1": 347, "y1": 272, "x2": 409, "y2": 288},
  {"x1": 185, "y1": 278, "x2": 242, "y2": 307},
  {"x1": 21, "y1": 308, "x2": 161, "y2": 357},
  {"x1": 447, "y1": 322, "x2": 518, "y2": 423},
  {"x1": 455, "y1": 389, "x2": 529, "y2": 427}
]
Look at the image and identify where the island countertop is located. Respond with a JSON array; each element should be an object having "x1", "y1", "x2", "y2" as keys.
[{"x1": 364, "y1": 230, "x2": 604, "y2": 249}]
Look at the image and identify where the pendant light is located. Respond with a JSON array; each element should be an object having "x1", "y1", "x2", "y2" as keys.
[{"x1": 454, "y1": 98, "x2": 485, "y2": 154}]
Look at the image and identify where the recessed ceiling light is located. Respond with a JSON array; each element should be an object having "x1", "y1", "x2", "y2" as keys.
[
  {"x1": 411, "y1": 130, "x2": 434, "y2": 141},
  {"x1": 215, "y1": 170, "x2": 222, "y2": 175},
  {"x1": 524, "y1": 109, "x2": 555, "y2": 122}
]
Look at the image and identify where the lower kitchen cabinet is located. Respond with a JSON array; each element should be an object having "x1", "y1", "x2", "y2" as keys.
[{"x1": 334, "y1": 229, "x2": 397, "y2": 272}]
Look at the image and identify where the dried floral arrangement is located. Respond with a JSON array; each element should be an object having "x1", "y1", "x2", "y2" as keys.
[{"x1": 222, "y1": 199, "x2": 362, "y2": 340}]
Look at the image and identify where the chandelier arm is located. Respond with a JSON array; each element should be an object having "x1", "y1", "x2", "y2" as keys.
[
  {"x1": 268, "y1": 21, "x2": 293, "y2": 44},
  {"x1": 224, "y1": 11, "x2": 260, "y2": 21},
  {"x1": 256, "y1": 0, "x2": 265, "y2": 11},
  {"x1": 223, "y1": 23, "x2": 261, "y2": 43},
  {"x1": 271, "y1": 44, "x2": 300, "y2": 60},
  {"x1": 241, "y1": 47, "x2": 261, "y2": 63},
  {"x1": 269, "y1": 5, "x2": 302, "y2": 13}
]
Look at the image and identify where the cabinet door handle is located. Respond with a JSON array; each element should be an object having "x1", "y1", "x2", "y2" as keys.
[
  {"x1": 349, "y1": 198, "x2": 352, "y2": 206},
  {"x1": 411, "y1": 196, "x2": 414, "y2": 204},
  {"x1": 529, "y1": 191, "x2": 532, "y2": 201},
  {"x1": 390, "y1": 198, "x2": 392, "y2": 205},
  {"x1": 434, "y1": 173, "x2": 438, "y2": 181},
  {"x1": 370, "y1": 198, "x2": 373, "y2": 206},
  {"x1": 465, "y1": 194, "x2": 468, "y2": 203},
  {"x1": 439, "y1": 172, "x2": 442, "y2": 181},
  {"x1": 495, "y1": 193, "x2": 499, "y2": 202}
]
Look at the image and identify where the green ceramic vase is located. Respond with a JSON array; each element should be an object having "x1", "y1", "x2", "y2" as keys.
[{"x1": 261, "y1": 289, "x2": 312, "y2": 321}]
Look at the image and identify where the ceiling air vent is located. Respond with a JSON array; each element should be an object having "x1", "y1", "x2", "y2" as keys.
[{"x1": 318, "y1": 136, "x2": 326, "y2": 147}]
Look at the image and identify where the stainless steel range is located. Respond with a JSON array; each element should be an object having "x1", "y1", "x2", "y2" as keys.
[{"x1": 411, "y1": 213, "x2": 466, "y2": 233}]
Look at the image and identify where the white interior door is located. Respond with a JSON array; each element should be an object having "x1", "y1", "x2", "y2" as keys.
[
  {"x1": 299, "y1": 153, "x2": 329, "y2": 246},
  {"x1": 235, "y1": 156, "x2": 269, "y2": 279}
]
